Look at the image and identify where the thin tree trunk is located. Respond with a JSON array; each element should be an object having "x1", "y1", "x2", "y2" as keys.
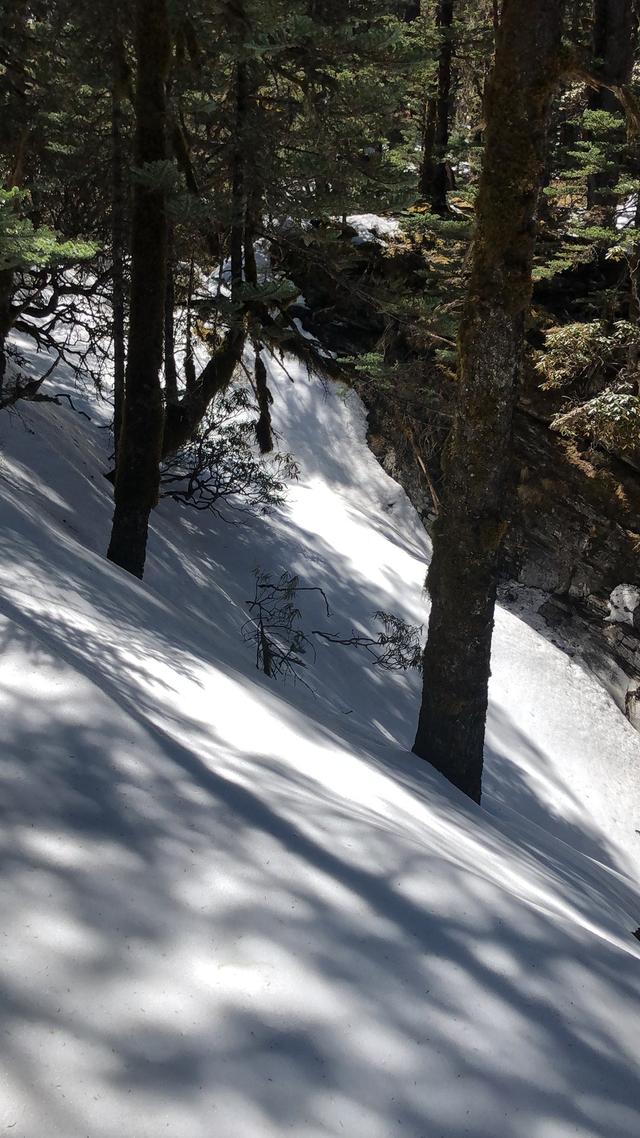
[
  {"x1": 107, "y1": 0, "x2": 171, "y2": 579},
  {"x1": 184, "y1": 253, "x2": 197, "y2": 392},
  {"x1": 164, "y1": 220, "x2": 179, "y2": 404},
  {"x1": 111, "y1": 0, "x2": 127, "y2": 461},
  {"x1": 627, "y1": 149, "x2": 640, "y2": 375},
  {"x1": 413, "y1": 0, "x2": 566, "y2": 802},
  {"x1": 254, "y1": 350, "x2": 273, "y2": 454},
  {"x1": 244, "y1": 198, "x2": 273, "y2": 454},
  {"x1": 160, "y1": 16, "x2": 251, "y2": 458},
  {"x1": 244, "y1": 207, "x2": 258, "y2": 289},
  {"x1": 161, "y1": 328, "x2": 245, "y2": 458},
  {"x1": 9, "y1": 127, "x2": 28, "y2": 189},
  {"x1": 0, "y1": 2, "x2": 29, "y2": 400},
  {"x1": 0, "y1": 269, "x2": 13, "y2": 400},
  {"x1": 590, "y1": 0, "x2": 637, "y2": 114},
  {"x1": 420, "y1": 0, "x2": 455, "y2": 213},
  {"x1": 586, "y1": 0, "x2": 638, "y2": 214},
  {"x1": 159, "y1": 6, "x2": 252, "y2": 459},
  {"x1": 0, "y1": 0, "x2": 29, "y2": 171},
  {"x1": 230, "y1": 56, "x2": 249, "y2": 298}
]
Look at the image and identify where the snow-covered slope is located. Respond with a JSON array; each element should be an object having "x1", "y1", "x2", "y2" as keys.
[{"x1": 1, "y1": 343, "x2": 639, "y2": 1138}]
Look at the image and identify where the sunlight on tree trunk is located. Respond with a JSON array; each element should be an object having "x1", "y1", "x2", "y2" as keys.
[{"x1": 413, "y1": 0, "x2": 566, "y2": 801}]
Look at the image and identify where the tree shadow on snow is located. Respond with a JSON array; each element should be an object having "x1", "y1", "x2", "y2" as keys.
[{"x1": 1, "y1": 601, "x2": 640, "y2": 1137}]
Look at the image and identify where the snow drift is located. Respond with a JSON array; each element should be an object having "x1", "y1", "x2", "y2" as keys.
[{"x1": 1, "y1": 339, "x2": 639, "y2": 1137}]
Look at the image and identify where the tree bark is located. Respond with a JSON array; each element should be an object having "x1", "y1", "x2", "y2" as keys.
[
  {"x1": 161, "y1": 328, "x2": 245, "y2": 458},
  {"x1": 0, "y1": 0, "x2": 30, "y2": 399},
  {"x1": 590, "y1": 0, "x2": 637, "y2": 115},
  {"x1": 164, "y1": 220, "x2": 179, "y2": 405},
  {"x1": 111, "y1": 0, "x2": 127, "y2": 461},
  {"x1": 160, "y1": 33, "x2": 254, "y2": 459},
  {"x1": 244, "y1": 199, "x2": 273, "y2": 454},
  {"x1": 0, "y1": 268, "x2": 13, "y2": 399},
  {"x1": 420, "y1": 0, "x2": 455, "y2": 213},
  {"x1": 230, "y1": 56, "x2": 250, "y2": 298},
  {"x1": 254, "y1": 350, "x2": 273, "y2": 454},
  {"x1": 184, "y1": 253, "x2": 197, "y2": 392},
  {"x1": 107, "y1": 0, "x2": 171, "y2": 579},
  {"x1": 587, "y1": 0, "x2": 639, "y2": 214},
  {"x1": 413, "y1": 0, "x2": 566, "y2": 802}
]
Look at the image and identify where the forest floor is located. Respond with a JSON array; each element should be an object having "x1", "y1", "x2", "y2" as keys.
[{"x1": 1, "y1": 331, "x2": 639, "y2": 1137}]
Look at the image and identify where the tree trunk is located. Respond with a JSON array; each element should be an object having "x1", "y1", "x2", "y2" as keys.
[
  {"x1": 111, "y1": 0, "x2": 127, "y2": 461},
  {"x1": 161, "y1": 328, "x2": 245, "y2": 458},
  {"x1": 590, "y1": 0, "x2": 637, "y2": 114},
  {"x1": 586, "y1": 0, "x2": 638, "y2": 214},
  {"x1": 164, "y1": 220, "x2": 179, "y2": 405},
  {"x1": 419, "y1": 0, "x2": 455, "y2": 213},
  {"x1": 0, "y1": 0, "x2": 30, "y2": 174},
  {"x1": 160, "y1": 41, "x2": 252, "y2": 460},
  {"x1": 157, "y1": 15, "x2": 252, "y2": 460},
  {"x1": 244, "y1": 198, "x2": 273, "y2": 455},
  {"x1": 0, "y1": 1, "x2": 29, "y2": 401},
  {"x1": 244, "y1": 205, "x2": 259, "y2": 289},
  {"x1": 107, "y1": 0, "x2": 171, "y2": 579},
  {"x1": 254, "y1": 350, "x2": 273, "y2": 454},
  {"x1": 413, "y1": 0, "x2": 565, "y2": 802},
  {"x1": 230, "y1": 56, "x2": 250, "y2": 298},
  {"x1": 0, "y1": 268, "x2": 13, "y2": 400},
  {"x1": 184, "y1": 253, "x2": 197, "y2": 392}
]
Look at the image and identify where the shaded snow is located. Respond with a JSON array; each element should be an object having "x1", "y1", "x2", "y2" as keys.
[{"x1": 1, "y1": 344, "x2": 639, "y2": 1137}]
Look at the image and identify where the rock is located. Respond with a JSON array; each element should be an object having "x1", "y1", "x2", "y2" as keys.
[
  {"x1": 625, "y1": 685, "x2": 640, "y2": 731},
  {"x1": 538, "y1": 598, "x2": 572, "y2": 628}
]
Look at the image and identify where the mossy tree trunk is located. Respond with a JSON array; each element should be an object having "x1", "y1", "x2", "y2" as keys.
[
  {"x1": 419, "y1": 0, "x2": 455, "y2": 214},
  {"x1": 107, "y1": 0, "x2": 171, "y2": 579},
  {"x1": 413, "y1": 0, "x2": 566, "y2": 802}
]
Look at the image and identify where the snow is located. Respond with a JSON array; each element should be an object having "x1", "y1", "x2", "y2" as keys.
[
  {"x1": 607, "y1": 584, "x2": 640, "y2": 628},
  {"x1": 1, "y1": 340, "x2": 640, "y2": 1137},
  {"x1": 616, "y1": 194, "x2": 638, "y2": 230},
  {"x1": 346, "y1": 213, "x2": 400, "y2": 243}
]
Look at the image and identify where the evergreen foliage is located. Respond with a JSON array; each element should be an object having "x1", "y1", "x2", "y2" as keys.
[{"x1": 0, "y1": 188, "x2": 95, "y2": 273}]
